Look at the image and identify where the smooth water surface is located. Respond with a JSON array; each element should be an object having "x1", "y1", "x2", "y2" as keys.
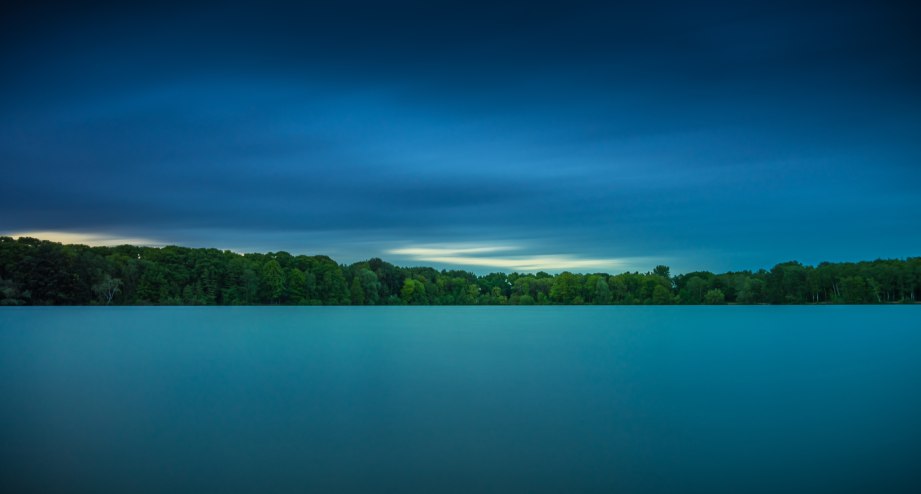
[{"x1": 1, "y1": 307, "x2": 919, "y2": 493}]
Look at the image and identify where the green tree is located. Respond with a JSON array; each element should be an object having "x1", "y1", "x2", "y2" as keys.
[
  {"x1": 0, "y1": 277, "x2": 29, "y2": 305},
  {"x1": 685, "y1": 276, "x2": 708, "y2": 304},
  {"x1": 92, "y1": 274, "x2": 122, "y2": 305},
  {"x1": 704, "y1": 288, "x2": 726, "y2": 304},
  {"x1": 261, "y1": 259, "x2": 285, "y2": 303},
  {"x1": 357, "y1": 268, "x2": 382, "y2": 305},
  {"x1": 653, "y1": 265, "x2": 671, "y2": 281},
  {"x1": 652, "y1": 285, "x2": 673, "y2": 304},
  {"x1": 737, "y1": 278, "x2": 766, "y2": 304},
  {"x1": 585, "y1": 275, "x2": 612, "y2": 304},
  {"x1": 311, "y1": 257, "x2": 349, "y2": 304},
  {"x1": 841, "y1": 276, "x2": 870, "y2": 304},
  {"x1": 550, "y1": 272, "x2": 583, "y2": 304},
  {"x1": 518, "y1": 294, "x2": 535, "y2": 305},
  {"x1": 400, "y1": 278, "x2": 427, "y2": 305},
  {"x1": 768, "y1": 262, "x2": 808, "y2": 304},
  {"x1": 350, "y1": 276, "x2": 365, "y2": 305},
  {"x1": 287, "y1": 268, "x2": 307, "y2": 304}
]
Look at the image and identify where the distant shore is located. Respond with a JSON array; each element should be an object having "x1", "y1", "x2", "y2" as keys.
[{"x1": 1, "y1": 236, "x2": 918, "y2": 306}]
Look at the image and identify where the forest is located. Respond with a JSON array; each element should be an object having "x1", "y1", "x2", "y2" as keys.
[{"x1": 0, "y1": 236, "x2": 918, "y2": 306}]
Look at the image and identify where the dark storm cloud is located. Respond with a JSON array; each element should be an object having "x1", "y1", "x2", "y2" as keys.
[{"x1": 2, "y1": 1, "x2": 919, "y2": 272}]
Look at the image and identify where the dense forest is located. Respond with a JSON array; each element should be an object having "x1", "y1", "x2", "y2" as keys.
[{"x1": 0, "y1": 236, "x2": 918, "y2": 306}]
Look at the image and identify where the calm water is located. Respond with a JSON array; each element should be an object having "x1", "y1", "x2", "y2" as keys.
[{"x1": 1, "y1": 307, "x2": 919, "y2": 493}]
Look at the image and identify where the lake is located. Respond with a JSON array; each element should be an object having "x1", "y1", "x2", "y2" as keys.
[{"x1": 1, "y1": 306, "x2": 919, "y2": 493}]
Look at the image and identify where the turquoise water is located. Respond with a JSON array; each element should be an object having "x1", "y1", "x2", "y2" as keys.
[{"x1": 1, "y1": 307, "x2": 919, "y2": 493}]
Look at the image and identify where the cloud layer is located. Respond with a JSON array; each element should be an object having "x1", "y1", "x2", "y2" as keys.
[{"x1": 2, "y1": 1, "x2": 920, "y2": 272}]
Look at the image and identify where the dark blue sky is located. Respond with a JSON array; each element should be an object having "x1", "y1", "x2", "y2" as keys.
[{"x1": 2, "y1": 1, "x2": 919, "y2": 273}]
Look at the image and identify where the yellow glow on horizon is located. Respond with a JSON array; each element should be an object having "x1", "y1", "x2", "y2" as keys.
[{"x1": 5, "y1": 231, "x2": 163, "y2": 247}]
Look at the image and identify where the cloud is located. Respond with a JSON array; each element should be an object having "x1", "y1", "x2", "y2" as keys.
[
  {"x1": 389, "y1": 245, "x2": 516, "y2": 256},
  {"x1": 1, "y1": 1, "x2": 919, "y2": 274},
  {"x1": 388, "y1": 244, "x2": 650, "y2": 273}
]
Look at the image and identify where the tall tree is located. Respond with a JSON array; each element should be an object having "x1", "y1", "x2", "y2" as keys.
[
  {"x1": 92, "y1": 274, "x2": 122, "y2": 305},
  {"x1": 261, "y1": 259, "x2": 285, "y2": 303}
]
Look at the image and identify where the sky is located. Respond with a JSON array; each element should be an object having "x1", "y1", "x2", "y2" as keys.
[{"x1": 1, "y1": 0, "x2": 919, "y2": 273}]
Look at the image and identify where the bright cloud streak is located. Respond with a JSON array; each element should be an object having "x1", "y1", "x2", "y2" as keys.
[
  {"x1": 418, "y1": 255, "x2": 624, "y2": 272},
  {"x1": 389, "y1": 245, "x2": 516, "y2": 256},
  {"x1": 387, "y1": 244, "x2": 648, "y2": 272}
]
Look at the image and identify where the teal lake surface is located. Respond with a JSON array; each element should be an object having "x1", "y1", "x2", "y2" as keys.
[{"x1": 1, "y1": 307, "x2": 920, "y2": 493}]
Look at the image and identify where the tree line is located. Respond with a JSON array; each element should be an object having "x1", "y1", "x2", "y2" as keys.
[{"x1": 1, "y1": 236, "x2": 918, "y2": 306}]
